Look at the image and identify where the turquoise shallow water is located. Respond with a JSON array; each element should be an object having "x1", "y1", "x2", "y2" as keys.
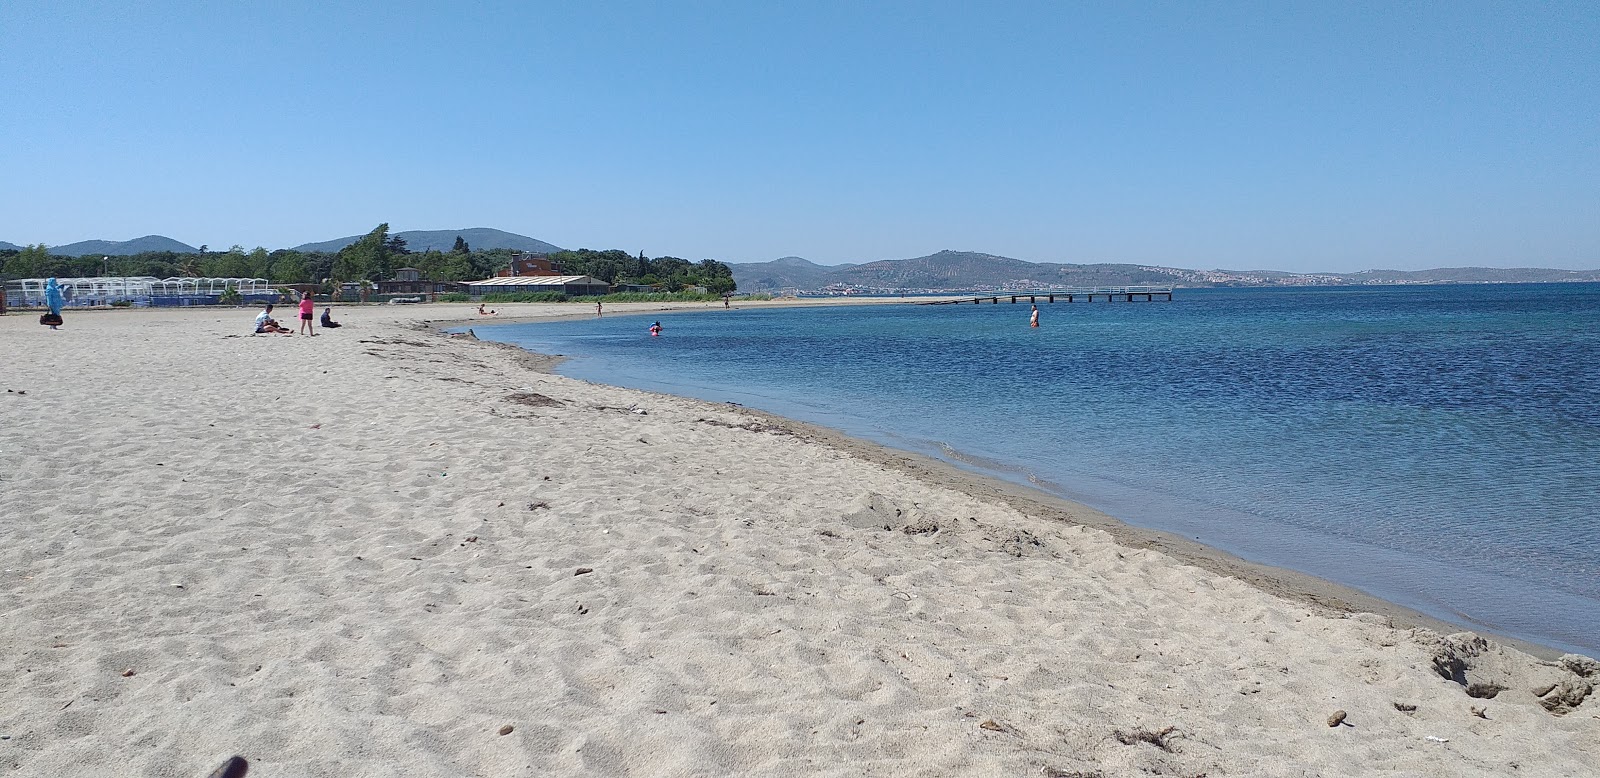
[{"x1": 470, "y1": 284, "x2": 1600, "y2": 655}]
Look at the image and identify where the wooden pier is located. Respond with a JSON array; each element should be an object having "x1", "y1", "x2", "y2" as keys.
[{"x1": 919, "y1": 286, "x2": 1174, "y2": 305}]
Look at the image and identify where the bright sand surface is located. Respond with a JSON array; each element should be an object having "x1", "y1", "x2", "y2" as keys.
[{"x1": 2, "y1": 302, "x2": 1597, "y2": 777}]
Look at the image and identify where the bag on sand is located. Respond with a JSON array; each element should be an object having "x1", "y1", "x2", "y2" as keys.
[{"x1": 39, "y1": 313, "x2": 63, "y2": 326}]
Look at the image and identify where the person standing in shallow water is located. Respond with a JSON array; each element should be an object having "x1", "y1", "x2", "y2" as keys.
[{"x1": 1029, "y1": 305, "x2": 1039, "y2": 328}]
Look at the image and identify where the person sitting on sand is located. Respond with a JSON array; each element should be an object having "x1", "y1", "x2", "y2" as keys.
[
  {"x1": 254, "y1": 304, "x2": 292, "y2": 334},
  {"x1": 478, "y1": 304, "x2": 497, "y2": 316},
  {"x1": 320, "y1": 306, "x2": 341, "y2": 329}
]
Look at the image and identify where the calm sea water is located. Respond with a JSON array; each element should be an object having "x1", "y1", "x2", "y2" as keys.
[{"x1": 470, "y1": 285, "x2": 1600, "y2": 655}]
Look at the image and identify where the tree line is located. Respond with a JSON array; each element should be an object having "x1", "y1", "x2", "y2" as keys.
[{"x1": 0, "y1": 223, "x2": 737, "y2": 294}]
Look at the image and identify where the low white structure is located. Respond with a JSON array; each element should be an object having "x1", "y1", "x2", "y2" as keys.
[
  {"x1": 460, "y1": 275, "x2": 610, "y2": 297},
  {"x1": 5, "y1": 277, "x2": 278, "y2": 307}
]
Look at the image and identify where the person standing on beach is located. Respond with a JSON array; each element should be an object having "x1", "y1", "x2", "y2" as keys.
[
  {"x1": 298, "y1": 292, "x2": 316, "y2": 335},
  {"x1": 1029, "y1": 305, "x2": 1039, "y2": 328},
  {"x1": 43, "y1": 277, "x2": 64, "y2": 329}
]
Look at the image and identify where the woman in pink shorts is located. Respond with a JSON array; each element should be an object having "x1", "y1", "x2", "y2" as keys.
[{"x1": 298, "y1": 293, "x2": 316, "y2": 335}]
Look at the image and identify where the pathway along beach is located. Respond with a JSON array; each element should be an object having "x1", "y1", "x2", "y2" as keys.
[{"x1": 2, "y1": 302, "x2": 1596, "y2": 776}]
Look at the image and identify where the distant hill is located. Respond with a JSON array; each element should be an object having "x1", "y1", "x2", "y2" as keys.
[
  {"x1": 0, "y1": 241, "x2": 20, "y2": 251},
  {"x1": 46, "y1": 235, "x2": 199, "y2": 257},
  {"x1": 728, "y1": 256, "x2": 857, "y2": 292},
  {"x1": 294, "y1": 228, "x2": 564, "y2": 254},
  {"x1": 730, "y1": 250, "x2": 1177, "y2": 292},
  {"x1": 729, "y1": 250, "x2": 1600, "y2": 293},
  {"x1": 1342, "y1": 267, "x2": 1600, "y2": 284}
]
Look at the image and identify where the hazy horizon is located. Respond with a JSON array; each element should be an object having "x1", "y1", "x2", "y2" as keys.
[{"x1": 3, "y1": 2, "x2": 1595, "y2": 273}]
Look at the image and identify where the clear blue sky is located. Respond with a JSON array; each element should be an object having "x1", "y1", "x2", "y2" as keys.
[{"x1": 2, "y1": 1, "x2": 1596, "y2": 272}]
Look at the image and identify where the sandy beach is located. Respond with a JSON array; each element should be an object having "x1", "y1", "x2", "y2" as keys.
[{"x1": 2, "y1": 302, "x2": 1596, "y2": 777}]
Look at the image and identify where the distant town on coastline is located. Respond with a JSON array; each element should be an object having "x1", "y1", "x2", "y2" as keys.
[{"x1": 3, "y1": 226, "x2": 1598, "y2": 295}]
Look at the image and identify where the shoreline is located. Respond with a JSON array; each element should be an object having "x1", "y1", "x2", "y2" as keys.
[
  {"x1": 442, "y1": 303, "x2": 1571, "y2": 661},
  {"x1": 5, "y1": 302, "x2": 1595, "y2": 776}
]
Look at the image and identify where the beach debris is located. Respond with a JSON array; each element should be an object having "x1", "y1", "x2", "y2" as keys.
[
  {"x1": 1561, "y1": 654, "x2": 1600, "y2": 677},
  {"x1": 1393, "y1": 702, "x2": 1418, "y2": 714},
  {"x1": 1041, "y1": 769, "x2": 1101, "y2": 778},
  {"x1": 901, "y1": 516, "x2": 940, "y2": 535},
  {"x1": 508, "y1": 392, "x2": 562, "y2": 407},
  {"x1": 1112, "y1": 726, "x2": 1176, "y2": 751},
  {"x1": 631, "y1": 407, "x2": 647, "y2": 415},
  {"x1": 527, "y1": 501, "x2": 550, "y2": 511},
  {"x1": 205, "y1": 756, "x2": 250, "y2": 778},
  {"x1": 1426, "y1": 735, "x2": 1450, "y2": 743},
  {"x1": 1430, "y1": 633, "x2": 1485, "y2": 684},
  {"x1": 576, "y1": 603, "x2": 589, "y2": 615},
  {"x1": 1327, "y1": 709, "x2": 1348, "y2": 727},
  {"x1": 978, "y1": 719, "x2": 1016, "y2": 734},
  {"x1": 575, "y1": 568, "x2": 594, "y2": 576},
  {"x1": 694, "y1": 417, "x2": 794, "y2": 435},
  {"x1": 121, "y1": 669, "x2": 136, "y2": 677},
  {"x1": 497, "y1": 724, "x2": 514, "y2": 736},
  {"x1": 1000, "y1": 529, "x2": 1047, "y2": 558},
  {"x1": 1471, "y1": 706, "x2": 1488, "y2": 719},
  {"x1": 1535, "y1": 678, "x2": 1594, "y2": 715},
  {"x1": 638, "y1": 437, "x2": 650, "y2": 444},
  {"x1": 6, "y1": 389, "x2": 25, "y2": 395}
]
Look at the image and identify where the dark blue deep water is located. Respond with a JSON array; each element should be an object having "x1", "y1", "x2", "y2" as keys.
[{"x1": 471, "y1": 284, "x2": 1600, "y2": 655}]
